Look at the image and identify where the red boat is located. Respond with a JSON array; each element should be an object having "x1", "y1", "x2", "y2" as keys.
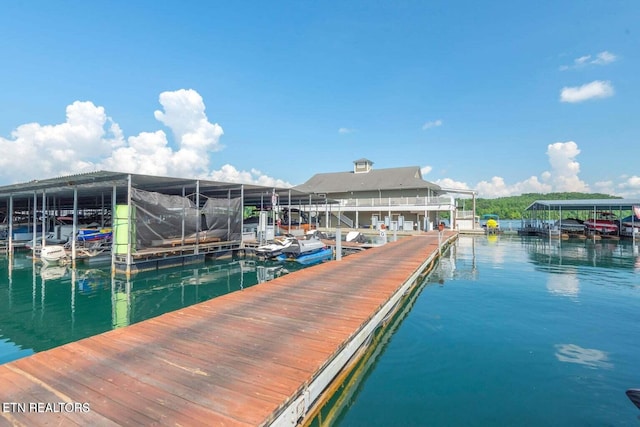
[{"x1": 583, "y1": 212, "x2": 618, "y2": 234}]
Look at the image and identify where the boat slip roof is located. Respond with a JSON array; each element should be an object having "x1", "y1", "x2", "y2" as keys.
[
  {"x1": 526, "y1": 199, "x2": 640, "y2": 211},
  {"x1": 0, "y1": 170, "x2": 328, "y2": 210}
]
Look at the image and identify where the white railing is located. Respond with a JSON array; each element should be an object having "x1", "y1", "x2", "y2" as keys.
[
  {"x1": 455, "y1": 210, "x2": 476, "y2": 219},
  {"x1": 331, "y1": 212, "x2": 354, "y2": 228},
  {"x1": 340, "y1": 196, "x2": 453, "y2": 208}
]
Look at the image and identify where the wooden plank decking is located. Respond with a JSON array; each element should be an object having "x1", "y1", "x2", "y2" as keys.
[{"x1": 0, "y1": 231, "x2": 456, "y2": 426}]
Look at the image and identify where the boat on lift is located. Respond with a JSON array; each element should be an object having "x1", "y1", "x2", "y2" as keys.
[
  {"x1": 280, "y1": 234, "x2": 326, "y2": 257},
  {"x1": 77, "y1": 228, "x2": 112, "y2": 242},
  {"x1": 583, "y1": 212, "x2": 618, "y2": 235},
  {"x1": 254, "y1": 236, "x2": 295, "y2": 258},
  {"x1": 40, "y1": 245, "x2": 68, "y2": 264}
]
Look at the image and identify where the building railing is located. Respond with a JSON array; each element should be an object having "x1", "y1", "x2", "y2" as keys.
[{"x1": 336, "y1": 196, "x2": 454, "y2": 208}]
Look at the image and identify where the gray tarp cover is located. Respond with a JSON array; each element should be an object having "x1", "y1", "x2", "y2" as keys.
[{"x1": 131, "y1": 188, "x2": 242, "y2": 248}]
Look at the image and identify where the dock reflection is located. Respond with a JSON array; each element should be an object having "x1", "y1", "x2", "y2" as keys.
[
  {"x1": 0, "y1": 255, "x2": 299, "y2": 364},
  {"x1": 523, "y1": 236, "x2": 640, "y2": 270}
]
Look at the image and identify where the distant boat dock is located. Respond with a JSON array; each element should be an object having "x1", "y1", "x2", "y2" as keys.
[{"x1": 0, "y1": 231, "x2": 456, "y2": 426}]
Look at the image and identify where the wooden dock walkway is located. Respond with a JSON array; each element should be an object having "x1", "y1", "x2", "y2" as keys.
[{"x1": 0, "y1": 231, "x2": 456, "y2": 426}]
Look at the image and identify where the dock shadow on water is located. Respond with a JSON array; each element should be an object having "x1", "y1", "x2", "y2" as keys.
[{"x1": 0, "y1": 254, "x2": 303, "y2": 365}]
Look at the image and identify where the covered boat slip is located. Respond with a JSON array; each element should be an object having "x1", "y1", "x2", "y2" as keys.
[
  {"x1": 0, "y1": 231, "x2": 456, "y2": 427},
  {"x1": 523, "y1": 198, "x2": 640, "y2": 239},
  {"x1": 0, "y1": 171, "x2": 326, "y2": 274}
]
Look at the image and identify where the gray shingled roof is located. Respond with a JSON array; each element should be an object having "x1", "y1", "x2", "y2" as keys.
[{"x1": 294, "y1": 166, "x2": 441, "y2": 193}]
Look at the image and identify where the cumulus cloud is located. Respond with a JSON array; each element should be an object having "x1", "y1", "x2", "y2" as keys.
[
  {"x1": 422, "y1": 119, "x2": 443, "y2": 130},
  {"x1": 617, "y1": 175, "x2": 640, "y2": 198},
  {"x1": 435, "y1": 178, "x2": 470, "y2": 190},
  {"x1": 206, "y1": 164, "x2": 291, "y2": 187},
  {"x1": 420, "y1": 165, "x2": 432, "y2": 175},
  {"x1": 560, "y1": 80, "x2": 614, "y2": 103},
  {"x1": 0, "y1": 89, "x2": 288, "y2": 187},
  {"x1": 544, "y1": 141, "x2": 589, "y2": 192},
  {"x1": 0, "y1": 101, "x2": 124, "y2": 181},
  {"x1": 559, "y1": 51, "x2": 617, "y2": 70},
  {"x1": 435, "y1": 141, "x2": 594, "y2": 198},
  {"x1": 476, "y1": 176, "x2": 551, "y2": 198}
]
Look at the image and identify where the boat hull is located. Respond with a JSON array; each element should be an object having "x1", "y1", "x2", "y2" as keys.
[
  {"x1": 584, "y1": 220, "x2": 618, "y2": 234},
  {"x1": 276, "y1": 247, "x2": 333, "y2": 265},
  {"x1": 40, "y1": 245, "x2": 68, "y2": 263},
  {"x1": 281, "y1": 237, "x2": 325, "y2": 257}
]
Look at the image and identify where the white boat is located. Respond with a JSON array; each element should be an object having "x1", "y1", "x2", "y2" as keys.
[
  {"x1": 281, "y1": 235, "x2": 326, "y2": 257},
  {"x1": 346, "y1": 231, "x2": 367, "y2": 243},
  {"x1": 255, "y1": 236, "x2": 295, "y2": 258},
  {"x1": 620, "y1": 215, "x2": 640, "y2": 236},
  {"x1": 40, "y1": 245, "x2": 68, "y2": 264}
]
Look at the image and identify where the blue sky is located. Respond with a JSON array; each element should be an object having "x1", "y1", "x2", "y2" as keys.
[{"x1": 0, "y1": 1, "x2": 638, "y2": 197}]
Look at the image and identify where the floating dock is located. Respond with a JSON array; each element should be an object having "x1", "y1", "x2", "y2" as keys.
[{"x1": 0, "y1": 231, "x2": 456, "y2": 426}]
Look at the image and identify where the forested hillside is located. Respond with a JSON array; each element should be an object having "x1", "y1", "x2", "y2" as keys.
[{"x1": 465, "y1": 193, "x2": 620, "y2": 219}]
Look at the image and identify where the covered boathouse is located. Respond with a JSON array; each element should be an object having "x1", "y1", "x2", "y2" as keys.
[
  {"x1": 522, "y1": 198, "x2": 640, "y2": 239},
  {"x1": 0, "y1": 171, "x2": 325, "y2": 275}
]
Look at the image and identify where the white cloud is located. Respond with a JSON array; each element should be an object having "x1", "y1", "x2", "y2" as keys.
[
  {"x1": 475, "y1": 176, "x2": 551, "y2": 198},
  {"x1": 560, "y1": 80, "x2": 614, "y2": 103},
  {"x1": 544, "y1": 141, "x2": 589, "y2": 192},
  {"x1": 206, "y1": 164, "x2": 291, "y2": 187},
  {"x1": 0, "y1": 89, "x2": 286, "y2": 187},
  {"x1": 0, "y1": 101, "x2": 124, "y2": 181},
  {"x1": 338, "y1": 127, "x2": 355, "y2": 134},
  {"x1": 420, "y1": 165, "x2": 432, "y2": 175},
  {"x1": 422, "y1": 119, "x2": 442, "y2": 130},
  {"x1": 591, "y1": 51, "x2": 617, "y2": 65},
  {"x1": 593, "y1": 180, "x2": 615, "y2": 195},
  {"x1": 437, "y1": 141, "x2": 594, "y2": 198},
  {"x1": 435, "y1": 178, "x2": 470, "y2": 190},
  {"x1": 617, "y1": 175, "x2": 640, "y2": 198},
  {"x1": 559, "y1": 51, "x2": 617, "y2": 70}
]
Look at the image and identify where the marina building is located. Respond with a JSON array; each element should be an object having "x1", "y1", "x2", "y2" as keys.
[{"x1": 294, "y1": 158, "x2": 474, "y2": 231}]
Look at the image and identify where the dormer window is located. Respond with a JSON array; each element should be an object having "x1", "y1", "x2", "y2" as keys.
[{"x1": 353, "y1": 158, "x2": 373, "y2": 173}]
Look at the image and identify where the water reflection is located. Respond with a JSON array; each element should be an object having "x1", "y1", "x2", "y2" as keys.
[
  {"x1": 554, "y1": 343, "x2": 613, "y2": 369},
  {"x1": 0, "y1": 255, "x2": 300, "y2": 365},
  {"x1": 524, "y1": 236, "x2": 640, "y2": 271},
  {"x1": 546, "y1": 270, "x2": 580, "y2": 298}
]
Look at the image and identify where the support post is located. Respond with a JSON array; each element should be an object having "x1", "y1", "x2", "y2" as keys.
[
  {"x1": 195, "y1": 180, "x2": 200, "y2": 254},
  {"x1": 228, "y1": 189, "x2": 232, "y2": 241},
  {"x1": 181, "y1": 186, "x2": 186, "y2": 246},
  {"x1": 41, "y1": 191, "x2": 47, "y2": 248},
  {"x1": 8, "y1": 196, "x2": 13, "y2": 259},
  {"x1": 72, "y1": 187, "x2": 78, "y2": 268},
  {"x1": 126, "y1": 175, "x2": 132, "y2": 277},
  {"x1": 111, "y1": 184, "x2": 117, "y2": 273},
  {"x1": 240, "y1": 184, "x2": 245, "y2": 240},
  {"x1": 32, "y1": 192, "x2": 37, "y2": 260}
]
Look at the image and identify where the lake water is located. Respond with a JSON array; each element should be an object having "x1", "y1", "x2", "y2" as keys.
[
  {"x1": 0, "y1": 255, "x2": 301, "y2": 365},
  {"x1": 2, "y1": 236, "x2": 639, "y2": 425},
  {"x1": 326, "y1": 235, "x2": 640, "y2": 426}
]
